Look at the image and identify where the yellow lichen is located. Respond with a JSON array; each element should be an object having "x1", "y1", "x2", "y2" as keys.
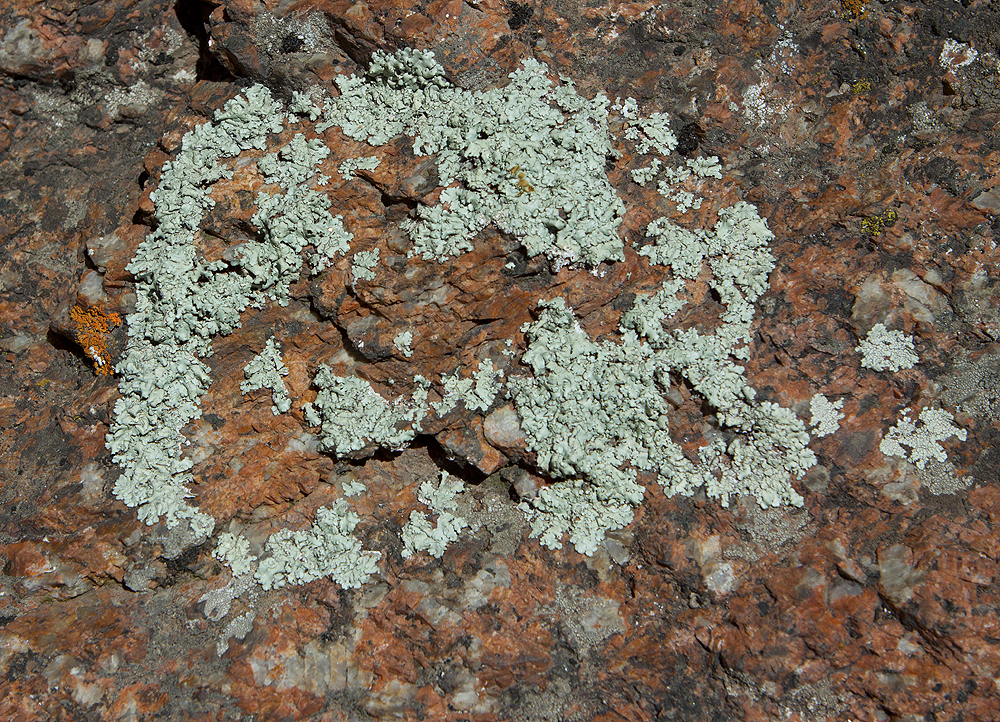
[{"x1": 862, "y1": 208, "x2": 898, "y2": 236}]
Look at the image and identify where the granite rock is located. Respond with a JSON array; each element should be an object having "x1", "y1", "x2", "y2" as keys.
[{"x1": 2, "y1": 0, "x2": 1000, "y2": 720}]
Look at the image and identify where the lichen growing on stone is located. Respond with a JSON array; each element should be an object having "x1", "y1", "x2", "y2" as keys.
[
  {"x1": 106, "y1": 83, "x2": 380, "y2": 582},
  {"x1": 351, "y1": 247, "x2": 380, "y2": 283},
  {"x1": 856, "y1": 323, "x2": 918, "y2": 372},
  {"x1": 809, "y1": 394, "x2": 845, "y2": 438},
  {"x1": 401, "y1": 472, "x2": 469, "y2": 559},
  {"x1": 510, "y1": 200, "x2": 816, "y2": 554},
  {"x1": 880, "y1": 407, "x2": 967, "y2": 469},
  {"x1": 70, "y1": 303, "x2": 121, "y2": 375},
  {"x1": 431, "y1": 359, "x2": 505, "y2": 415},
  {"x1": 318, "y1": 49, "x2": 625, "y2": 268},
  {"x1": 255, "y1": 501, "x2": 381, "y2": 590},
  {"x1": 108, "y1": 48, "x2": 828, "y2": 579},
  {"x1": 303, "y1": 366, "x2": 429, "y2": 456},
  {"x1": 240, "y1": 337, "x2": 291, "y2": 414}
]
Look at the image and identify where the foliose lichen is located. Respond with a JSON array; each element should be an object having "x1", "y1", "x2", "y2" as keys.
[
  {"x1": 241, "y1": 336, "x2": 291, "y2": 414},
  {"x1": 108, "y1": 46, "x2": 832, "y2": 580},
  {"x1": 318, "y1": 49, "x2": 625, "y2": 268},
  {"x1": 107, "y1": 83, "x2": 376, "y2": 581},
  {"x1": 880, "y1": 407, "x2": 967, "y2": 469},
  {"x1": 510, "y1": 201, "x2": 816, "y2": 553},
  {"x1": 255, "y1": 501, "x2": 381, "y2": 590},
  {"x1": 856, "y1": 323, "x2": 918, "y2": 372},
  {"x1": 401, "y1": 472, "x2": 469, "y2": 559},
  {"x1": 303, "y1": 365, "x2": 429, "y2": 455}
]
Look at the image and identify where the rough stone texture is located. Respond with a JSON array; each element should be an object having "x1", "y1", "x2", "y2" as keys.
[{"x1": 2, "y1": 0, "x2": 1000, "y2": 720}]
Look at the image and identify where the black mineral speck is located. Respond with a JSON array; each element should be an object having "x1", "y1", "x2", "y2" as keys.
[
  {"x1": 507, "y1": 2, "x2": 534, "y2": 30},
  {"x1": 280, "y1": 34, "x2": 304, "y2": 53},
  {"x1": 676, "y1": 122, "x2": 704, "y2": 156}
]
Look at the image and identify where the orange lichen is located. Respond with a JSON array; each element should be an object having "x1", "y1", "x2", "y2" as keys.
[
  {"x1": 70, "y1": 304, "x2": 122, "y2": 376},
  {"x1": 510, "y1": 165, "x2": 535, "y2": 195},
  {"x1": 841, "y1": 0, "x2": 867, "y2": 20}
]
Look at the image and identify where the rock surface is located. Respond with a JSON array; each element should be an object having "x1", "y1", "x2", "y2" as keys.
[{"x1": 2, "y1": 0, "x2": 1000, "y2": 720}]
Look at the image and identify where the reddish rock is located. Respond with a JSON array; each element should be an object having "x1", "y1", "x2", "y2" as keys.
[{"x1": 2, "y1": 0, "x2": 1000, "y2": 720}]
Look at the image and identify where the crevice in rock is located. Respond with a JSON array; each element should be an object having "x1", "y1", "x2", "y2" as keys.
[{"x1": 173, "y1": 0, "x2": 235, "y2": 82}]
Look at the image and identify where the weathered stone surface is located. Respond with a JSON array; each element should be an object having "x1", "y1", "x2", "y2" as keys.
[{"x1": 3, "y1": 0, "x2": 1000, "y2": 720}]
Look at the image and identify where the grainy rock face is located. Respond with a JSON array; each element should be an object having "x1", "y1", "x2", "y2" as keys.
[{"x1": 2, "y1": 0, "x2": 1000, "y2": 720}]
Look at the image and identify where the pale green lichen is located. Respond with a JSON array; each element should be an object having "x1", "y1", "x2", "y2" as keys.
[
  {"x1": 213, "y1": 531, "x2": 255, "y2": 579},
  {"x1": 618, "y1": 278, "x2": 687, "y2": 344},
  {"x1": 657, "y1": 179, "x2": 702, "y2": 214},
  {"x1": 466, "y1": 359, "x2": 504, "y2": 411},
  {"x1": 519, "y1": 478, "x2": 640, "y2": 557},
  {"x1": 511, "y1": 201, "x2": 815, "y2": 555},
  {"x1": 106, "y1": 342, "x2": 214, "y2": 535},
  {"x1": 318, "y1": 50, "x2": 625, "y2": 268},
  {"x1": 107, "y1": 86, "x2": 291, "y2": 539},
  {"x1": 351, "y1": 247, "x2": 380, "y2": 282},
  {"x1": 342, "y1": 479, "x2": 366, "y2": 497},
  {"x1": 687, "y1": 155, "x2": 723, "y2": 178},
  {"x1": 880, "y1": 407, "x2": 967, "y2": 469},
  {"x1": 393, "y1": 330, "x2": 414, "y2": 358},
  {"x1": 431, "y1": 359, "x2": 504, "y2": 415},
  {"x1": 809, "y1": 394, "x2": 844, "y2": 437},
  {"x1": 339, "y1": 155, "x2": 380, "y2": 180},
  {"x1": 511, "y1": 297, "x2": 696, "y2": 519},
  {"x1": 401, "y1": 472, "x2": 469, "y2": 559},
  {"x1": 241, "y1": 337, "x2": 291, "y2": 414},
  {"x1": 288, "y1": 90, "x2": 322, "y2": 121},
  {"x1": 107, "y1": 84, "x2": 381, "y2": 589},
  {"x1": 631, "y1": 158, "x2": 662, "y2": 186},
  {"x1": 625, "y1": 111, "x2": 679, "y2": 156},
  {"x1": 640, "y1": 218, "x2": 709, "y2": 281},
  {"x1": 661, "y1": 166, "x2": 692, "y2": 184},
  {"x1": 247, "y1": 133, "x2": 353, "y2": 284},
  {"x1": 256, "y1": 501, "x2": 381, "y2": 590},
  {"x1": 108, "y1": 49, "x2": 826, "y2": 580},
  {"x1": 303, "y1": 366, "x2": 429, "y2": 455},
  {"x1": 612, "y1": 96, "x2": 639, "y2": 119},
  {"x1": 856, "y1": 323, "x2": 918, "y2": 372}
]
